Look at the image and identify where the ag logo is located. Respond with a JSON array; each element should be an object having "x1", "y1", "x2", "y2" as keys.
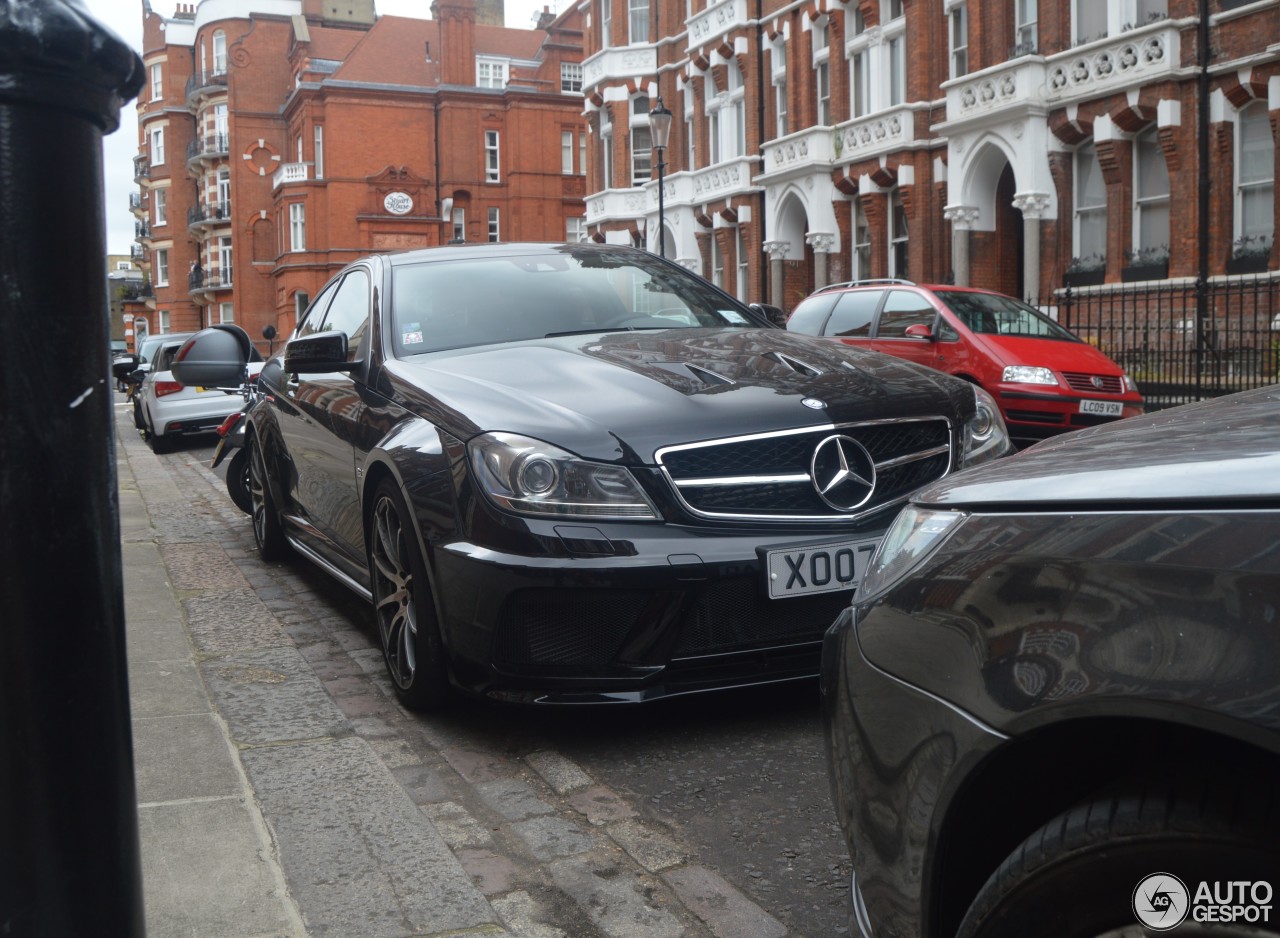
[{"x1": 1133, "y1": 872, "x2": 1190, "y2": 930}]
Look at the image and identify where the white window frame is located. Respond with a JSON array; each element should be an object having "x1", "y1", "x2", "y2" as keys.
[
  {"x1": 580, "y1": 134, "x2": 586, "y2": 176},
  {"x1": 212, "y1": 30, "x2": 227, "y2": 74},
  {"x1": 601, "y1": 0, "x2": 612, "y2": 47},
  {"x1": 813, "y1": 20, "x2": 831, "y2": 127},
  {"x1": 153, "y1": 188, "x2": 167, "y2": 227},
  {"x1": 772, "y1": 40, "x2": 788, "y2": 137},
  {"x1": 601, "y1": 110, "x2": 615, "y2": 188},
  {"x1": 628, "y1": 0, "x2": 649, "y2": 43},
  {"x1": 710, "y1": 235, "x2": 724, "y2": 288},
  {"x1": 487, "y1": 207, "x2": 500, "y2": 242},
  {"x1": 1133, "y1": 127, "x2": 1170, "y2": 255},
  {"x1": 218, "y1": 301, "x2": 234, "y2": 324},
  {"x1": 630, "y1": 96, "x2": 652, "y2": 184},
  {"x1": 562, "y1": 130, "x2": 575, "y2": 174},
  {"x1": 150, "y1": 63, "x2": 163, "y2": 100},
  {"x1": 485, "y1": 130, "x2": 501, "y2": 183},
  {"x1": 707, "y1": 63, "x2": 746, "y2": 163},
  {"x1": 1236, "y1": 101, "x2": 1275, "y2": 247},
  {"x1": 735, "y1": 227, "x2": 749, "y2": 300},
  {"x1": 853, "y1": 199, "x2": 871, "y2": 280},
  {"x1": 159, "y1": 309, "x2": 171, "y2": 332},
  {"x1": 561, "y1": 62, "x2": 583, "y2": 93},
  {"x1": 1072, "y1": 0, "x2": 1166, "y2": 46},
  {"x1": 149, "y1": 126, "x2": 165, "y2": 166},
  {"x1": 1015, "y1": 0, "x2": 1037, "y2": 53},
  {"x1": 1074, "y1": 141, "x2": 1107, "y2": 260},
  {"x1": 218, "y1": 235, "x2": 233, "y2": 285},
  {"x1": 452, "y1": 207, "x2": 466, "y2": 241},
  {"x1": 154, "y1": 248, "x2": 169, "y2": 286},
  {"x1": 889, "y1": 189, "x2": 908, "y2": 278},
  {"x1": 950, "y1": 3, "x2": 969, "y2": 79},
  {"x1": 566, "y1": 216, "x2": 586, "y2": 243},
  {"x1": 314, "y1": 125, "x2": 324, "y2": 180},
  {"x1": 477, "y1": 58, "x2": 508, "y2": 89},
  {"x1": 289, "y1": 203, "x2": 306, "y2": 253}
]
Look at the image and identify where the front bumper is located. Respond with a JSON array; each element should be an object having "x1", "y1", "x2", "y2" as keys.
[
  {"x1": 431, "y1": 518, "x2": 881, "y2": 703},
  {"x1": 996, "y1": 387, "x2": 1143, "y2": 443},
  {"x1": 820, "y1": 605, "x2": 1003, "y2": 937}
]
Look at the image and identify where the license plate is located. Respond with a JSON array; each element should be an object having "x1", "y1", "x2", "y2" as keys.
[
  {"x1": 764, "y1": 538, "x2": 880, "y2": 599},
  {"x1": 1079, "y1": 399, "x2": 1123, "y2": 417}
]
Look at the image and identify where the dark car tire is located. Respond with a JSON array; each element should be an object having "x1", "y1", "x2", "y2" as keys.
[
  {"x1": 369, "y1": 480, "x2": 450, "y2": 712},
  {"x1": 147, "y1": 428, "x2": 172, "y2": 454},
  {"x1": 957, "y1": 782, "x2": 1280, "y2": 938},
  {"x1": 248, "y1": 433, "x2": 288, "y2": 561},
  {"x1": 225, "y1": 448, "x2": 252, "y2": 515}
]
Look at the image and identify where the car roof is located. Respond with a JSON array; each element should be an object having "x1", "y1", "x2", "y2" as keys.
[{"x1": 381, "y1": 241, "x2": 652, "y2": 267}]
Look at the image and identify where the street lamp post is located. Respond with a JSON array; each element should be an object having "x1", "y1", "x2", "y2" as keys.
[{"x1": 648, "y1": 98, "x2": 672, "y2": 258}]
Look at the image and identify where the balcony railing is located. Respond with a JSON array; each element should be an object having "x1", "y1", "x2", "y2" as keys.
[
  {"x1": 687, "y1": 0, "x2": 748, "y2": 51},
  {"x1": 130, "y1": 244, "x2": 146, "y2": 262},
  {"x1": 185, "y1": 68, "x2": 228, "y2": 102},
  {"x1": 834, "y1": 105, "x2": 917, "y2": 165},
  {"x1": 117, "y1": 281, "x2": 154, "y2": 301},
  {"x1": 1042, "y1": 21, "x2": 1181, "y2": 106},
  {"x1": 189, "y1": 266, "x2": 233, "y2": 292},
  {"x1": 186, "y1": 133, "x2": 230, "y2": 163},
  {"x1": 272, "y1": 162, "x2": 310, "y2": 189},
  {"x1": 581, "y1": 44, "x2": 658, "y2": 93},
  {"x1": 757, "y1": 125, "x2": 835, "y2": 182},
  {"x1": 585, "y1": 187, "x2": 652, "y2": 224},
  {"x1": 133, "y1": 155, "x2": 151, "y2": 181},
  {"x1": 187, "y1": 202, "x2": 232, "y2": 227},
  {"x1": 135, "y1": 220, "x2": 151, "y2": 240},
  {"x1": 129, "y1": 192, "x2": 143, "y2": 213}
]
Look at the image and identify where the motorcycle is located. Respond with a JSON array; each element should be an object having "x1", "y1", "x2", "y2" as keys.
[{"x1": 211, "y1": 405, "x2": 252, "y2": 514}]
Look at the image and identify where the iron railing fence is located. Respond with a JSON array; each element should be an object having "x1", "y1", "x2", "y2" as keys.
[{"x1": 1043, "y1": 274, "x2": 1280, "y2": 411}]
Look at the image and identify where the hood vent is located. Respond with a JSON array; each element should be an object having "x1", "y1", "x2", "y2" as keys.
[
  {"x1": 648, "y1": 361, "x2": 737, "y2": 390},
  {"x1": 767, "y1": 351, "x2": 825, "y2": 377}
]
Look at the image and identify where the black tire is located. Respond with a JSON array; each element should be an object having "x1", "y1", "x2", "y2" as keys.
[
  {"x1": 958, "y1": 782, "x2": 1280, "y2": 938},
  {"x1": 368, "y1": 480, "x2": 450, "y2": 711},
  {"x1": 247, "y1": 433, "x2": 288, "y2": 561},
  {"x1": 147, "y1": 428, "x2": 172, "y2": 454},
  {"x1": 225, "y1": 447, "x2": 252, "y2": 515}
]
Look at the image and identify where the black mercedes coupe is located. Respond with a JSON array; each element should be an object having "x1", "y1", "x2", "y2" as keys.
[{"x1": 228, "y1": 243, "x2": 1010, "y2": 708}]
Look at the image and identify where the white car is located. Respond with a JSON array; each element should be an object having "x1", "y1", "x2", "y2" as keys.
[{"x1": 138, "y1": 338, "x2": 261, "y2": 453}]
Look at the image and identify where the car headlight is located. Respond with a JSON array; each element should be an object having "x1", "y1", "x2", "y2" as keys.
[
  {"x1": 860, "y1": 505, "x2": 965, "y2": 600},
  {"x1": 960, "y1": 384, "x2": 1012, "y2": 468},
  {"x1": 469, "y1": 432, "x2": 659, "y2": 520},
  {"x1": 1122, "y1": 374, "x2": 1139, "y2": 394},
  {"x1": 1002, "y1": 365, "x2": 1057, "y2": 385}
]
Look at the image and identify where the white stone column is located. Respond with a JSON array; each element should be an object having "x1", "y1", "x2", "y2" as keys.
[
  {"x1": 806, "y1": 232, "x2": 836, "y2": 290},
  {"x1": 763, "y1": 240, "x2": 790, "y2": 309},
  {"x1": 943, "y1": 205, "x2": 980, "y2": 286},
  {"x1": 1012, "y1": 193, "x2": 1052, "y2": 302}
]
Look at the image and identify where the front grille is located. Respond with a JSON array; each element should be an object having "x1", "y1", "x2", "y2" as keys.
[
  {"x1": 1004, "y1": 410, "x2": 1066, "y2": 425},
  {"x1": 1062, "y1": 372, "x2": 1124, "y2": 394},
  {"x1": 674, "y1": 577, "x2": 850, "y2": 656},
  {"x1": 493, "y1": 589, "x2": 650, "y2": 667},
  {"x1": 657, "y1": 418, "x2": 952, "y2": 521}
]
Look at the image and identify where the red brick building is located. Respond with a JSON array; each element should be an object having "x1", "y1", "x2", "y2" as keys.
[
  {"x1": 582, "y1": 0, "x2": 1278, "y2": 311},
  {"x1": 131, "y1": 0, "x2": 587, "y2": 351}
]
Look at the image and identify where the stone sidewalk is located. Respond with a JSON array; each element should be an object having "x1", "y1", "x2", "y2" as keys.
[{"x1": 115, "y1": 402, "x2": 793, "y2": 938}]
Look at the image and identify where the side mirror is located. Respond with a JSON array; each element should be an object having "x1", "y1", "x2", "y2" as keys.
[
  {"x1": 171, "y1": 324, "x2": 251, "y2": 387},
  {"x1": 284, "y1": 330, "x2": 356, "y2": 374},
  {"x1": 904, "y1": 323, "x2": 934, "y2": 340},
  {"x1": 750, "y1": 303, "x2": 788, "y2": 328},
  {"x1": 111, "y1": 355, "x2": 139, "y2": 380}
]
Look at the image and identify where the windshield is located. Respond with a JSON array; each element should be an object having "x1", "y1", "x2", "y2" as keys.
[
  {"x1": 390, "y1": 246, "x2": 761, "y2": 355},
  {"x1": 934, "y1": 291, "x2": 1079, "y2": 342}
]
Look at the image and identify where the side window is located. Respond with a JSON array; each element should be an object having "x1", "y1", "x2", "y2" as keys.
[
  {"x1": 786, "y1": 294, "x2": 837, "y2": 335},
  {"x1": 319, "y1": 269, "x2": 371, "y2": 362},
  {"x1": 295, "y1": 282, "x2": 338, "y2": 340},
  {"x1": 875, "y1": 290, "x2": 935, "y2": 338},
  {"x1": 825, "y1": 291, "x2": 880, "y2": 337}
]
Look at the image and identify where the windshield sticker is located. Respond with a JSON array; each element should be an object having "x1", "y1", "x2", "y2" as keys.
[
  {"x1": 402, "y1": 323, "x2": 424, "y2": 345},
  {"x1": 720, "y1": 310, "x2": 749, "y2": 324}
]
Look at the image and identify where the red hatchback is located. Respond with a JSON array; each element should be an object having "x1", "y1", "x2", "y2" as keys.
[{"x1": 787, "y1": 280, "x2": 1144, "y2": 447}]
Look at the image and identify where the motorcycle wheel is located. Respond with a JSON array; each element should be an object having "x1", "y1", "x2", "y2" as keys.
[{"x1": 225, "y1": 447, "x2": 252, "y2": 515}]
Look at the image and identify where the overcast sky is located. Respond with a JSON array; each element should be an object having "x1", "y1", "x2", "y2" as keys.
[{"x1": 84, "y1": 0, "x2": 562, "y2": 257}]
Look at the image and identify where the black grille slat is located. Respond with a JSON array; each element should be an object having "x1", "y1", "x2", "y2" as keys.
[
  {"x1": 659, "y1": 419, "x2": 953, "y2": 520},
  {"x1": 675, "y1": 577, "x2": 850, "y2": 655},
  {"x1": 494, "y1": 590, "x2": 649, "y2": 666}
]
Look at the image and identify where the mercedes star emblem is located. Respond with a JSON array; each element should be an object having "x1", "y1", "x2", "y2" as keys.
[
  {"x1": 810, "y1": 435, "x2": 876, "y2": 511},
  {"x1": 802, "y1": 397, "x2": 827, "y2": 410}
]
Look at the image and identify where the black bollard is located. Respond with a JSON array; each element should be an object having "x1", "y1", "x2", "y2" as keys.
[{"x1": 0, "y1": 2, "x2": 145, "y2": 935}]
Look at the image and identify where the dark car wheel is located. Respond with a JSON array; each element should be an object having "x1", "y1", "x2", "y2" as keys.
[
  {"x1": 957, "y1": 783, "x2": 1280, "y2": 938},
  {"x1": 147, "y1": 427, "x2": 172, "y2": 454},
  {"x1": 225, "y1": 447, "x2": 252, "y2": 515},
  {"x1": 248, "y1": 434, "x2": 288, "y2": 561},
  {"x1": 369, "y1": 480, "x2": 449, "y2": 712}
]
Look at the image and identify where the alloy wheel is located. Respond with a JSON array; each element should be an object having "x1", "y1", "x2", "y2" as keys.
[{"x1": 371, "y1": 495, "x2": 418, "y2": 690}]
